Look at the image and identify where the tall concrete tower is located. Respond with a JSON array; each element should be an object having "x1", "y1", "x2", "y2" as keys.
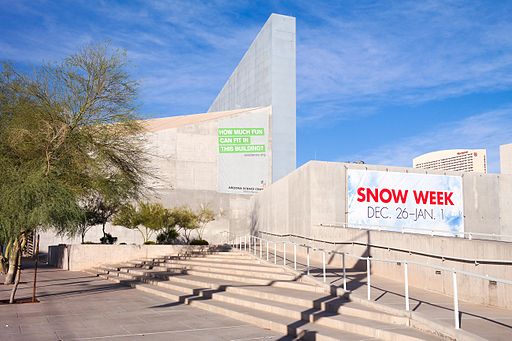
[{"x1": 208, "y1": 14, "x2": 296, "y2": 182}]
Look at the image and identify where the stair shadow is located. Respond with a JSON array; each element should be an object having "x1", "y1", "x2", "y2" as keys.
[{"x1": 143, "y1": 260, "x2": 360, "y2": 339}]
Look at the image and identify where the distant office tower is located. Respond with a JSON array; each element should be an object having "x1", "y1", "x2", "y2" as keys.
[
  {"x1": 500, "y1": 144, "x2": 512, "y2": 174},
  {"x1": 413, "y1": 149, "x2": 487, "y2": 173},
  {"x1": 209, "y1": 14, "x2": 296, "y2": 182}
]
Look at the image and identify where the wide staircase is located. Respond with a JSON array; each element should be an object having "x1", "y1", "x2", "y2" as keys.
[{"x1": 89, "y1": 250, "x2": 447, "y2": 341}]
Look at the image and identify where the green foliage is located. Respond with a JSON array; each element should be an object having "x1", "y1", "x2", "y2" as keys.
[
  {"x1": 190, "y1": 239, "x2": 209, "y2": 245},
  {"x1": 195, "y1": 205, "x2": 215, "y2": 240},
  {"x1": 168, "y1": 206, "x2": 198, "y2": 244},
  {"x1": 156, "y1": 228, "x2": 179, "y2": 244},
  {"x1": 0, "y1": 44, "x2": 148, "y2": 235},
  {"x1": 113, "y1": 202, "x2": 167, "y2": 243},
  {"x1": 0, "y1": 44, "x2": 149, "y2": 300},
  {"x1": 143, "y1": 240, "x2": 156, "y2": 245},
  {"x1": 113, "y1": 203, "x2": 216, "y2": 245}
]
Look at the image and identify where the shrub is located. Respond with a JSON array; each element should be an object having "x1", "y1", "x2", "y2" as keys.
[
  {"x1": 190, "y1": 239, "x2": 209, "y2": 245},
  {"x1": 100, "y1": 233, "x2": 117, "y2": 244},
  {"x1": 156, "y1": 229, "x2": 179, "y2": 244},
  {"x1": 144, "y1": 240, "x2": 156, "y2": 245}
]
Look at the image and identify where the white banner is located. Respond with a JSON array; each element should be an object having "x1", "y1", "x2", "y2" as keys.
[
  {"x1": 217, "y1": 110, "x2": 271, "y2": 194},
  {"x1": 347, "y1": 169, "x2": 464, "y2": 236}
]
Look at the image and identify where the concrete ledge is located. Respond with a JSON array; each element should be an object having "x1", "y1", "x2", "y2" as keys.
[{"x1": 48, "y1": 244, "x2": 205, "y2": 271}]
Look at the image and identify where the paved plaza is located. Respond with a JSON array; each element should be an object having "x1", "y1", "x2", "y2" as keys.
[{"x1": 0, "y1": 262, "x2": 287, "y2": 341}]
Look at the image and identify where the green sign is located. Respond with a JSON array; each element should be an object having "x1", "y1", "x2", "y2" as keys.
[
  {"x1": 218, "y1": 128, "x2": 265, "y2": 154},
  {"x1": 218, "y1": 128, "x2": 264, "y2": 136}
]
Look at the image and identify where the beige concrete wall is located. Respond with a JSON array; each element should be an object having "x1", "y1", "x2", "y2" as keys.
[
  {"x1": 252, "y1": 161, "x2": 512, "y2": 239},
  {"x1": 48, "y1": 244, "x2": 204, "y2": 271},
  {"x1": 39, "y1": 188, "x2": 252, "y2": 255},
  {"x1": 501, "y1": 143, "x2": 512, "y2": 174},
  {"x1": 40, "y1": 107, "x2": 271, "y2": 252},
  {"x1": 251, "y1": 161, "x2": 512, "y2": 309}
]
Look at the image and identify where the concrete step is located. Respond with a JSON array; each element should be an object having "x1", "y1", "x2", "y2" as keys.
[
  {"x1": 204, "y1": 251, "x2": 251, "y2": 257},
  {"x1": 97, "y1": 273, "x2": 139, "y2": 285},
  {"x1": 181, "y1": 257, "x2": 256, "y2": 264},
  {"x1": 101, "y1": 270, "x2": 141, "y2": 281},
  {"x1": 220, "y1": 284, "x2": 406, "y2": 326},
  {"x1": 126, "y1": 268, "x2": 180, "y2": 277},
  {"x1": 143, "y1": 278, "x2": 210, "y2": 296},
  {"x1": 153, "y1": 264, "x2": 296, "y2": 281},
  {"x1": 154, "y1": 263, "x2": 284, "y2": 275},
  {"x1": 104, "y1": 277, "x2": 373, "y2": 341},
  {"x1": 133, "y1": 283, "x2": 191, "y2": 302},
  {"x1": 94, "y1": 261, "x2": 441, "y2": 341},
  {"x1": 183, "y1": 269, "x2": 321, "y2": 292},
  {"x1": 313, "y1": 312, "x2": 439, "y2": 341},
  {"x1": 165, "y1": 272, "x2": 325, "y2": 294},
  {"x1": 186, "y1": 297, "x2": 376, "y2": 341},
  {"x1": 224, "y1": 284, "x2": 327, "y2": 308},
  {"x1": 164, "y1": 259, "x2": 284, "y2": 272},
  {"x1": 165, "y1": 274, "x2": 250, "y2": 290},
  {"x1": 210, "y1": 290, "x2": 313, "y2": 320}
]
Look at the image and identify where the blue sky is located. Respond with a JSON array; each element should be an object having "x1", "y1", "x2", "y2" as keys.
[{"x1": 1, "y1": 1, "x2": 511, "y2": 172}]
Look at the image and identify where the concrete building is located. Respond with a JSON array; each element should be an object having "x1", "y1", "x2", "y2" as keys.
[
  {"x1": 209, "y1": 14, "x2": 296, "y2": 182},
  {"x1": 500, "y1": 143, "x2": 512, "y2": 174},
  {"x1": 413, "y1": 149, "x2": 487, "y2": 173},
  {"x1": 39, "y1": 12, "x2": 512, "y2": 317},
  {"x1": 39, "y1": 14, "x2": 296, "y2": 249}
]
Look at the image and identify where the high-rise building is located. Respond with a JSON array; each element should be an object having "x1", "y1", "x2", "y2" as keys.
[
  {"x1": 500, "y1": 143, "x2": 512, "y2": 174},
  {"x1": 413, "y1": 149, "x2": 487, "y2": 173}
]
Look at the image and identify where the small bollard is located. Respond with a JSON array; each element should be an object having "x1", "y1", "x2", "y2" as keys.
[
  {"x1": 274, "y1": 241, "x2": 277, "y2": 264},
  {"x1": 322, "y1": 251, "x2": 326, "y2": 283},
  {"x1": 366, "y1": 258, "x2": 371, "y2": 300},
  {"x1": 342, "y1": 253, "x2": 347, "y2": 291},
  {"x1": 294, "y1": 244, "x2": 297, "y2": 270},
  {"x1": 283, "y1": 242, "x2": 287, "y2": 266},
  {"x1": 453, "y1": 271, "x2": 460, "y2": 329},
  {"x1": 404, "y1": 261, "x2": 410, "y2": 311},
  {"x1": 307, "y1": 247, "x2": 310, "y2": 275}
]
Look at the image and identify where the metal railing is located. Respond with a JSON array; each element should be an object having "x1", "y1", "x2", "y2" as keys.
[
  {"x1": 225, "y1": 232, "x2": 512, "y2": 330},
  {"x1": 318, "y1": 222, "x2": 512, "y2": 242}
]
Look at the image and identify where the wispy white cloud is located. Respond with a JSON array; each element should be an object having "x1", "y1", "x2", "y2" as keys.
[
  {"x1": 338, "y1": 106, "x2": 512, "y2": 172},
  {"x1": 1, "y1": 0, "x2": 512, "y2": 127},
  {"x1": 296, "y1": 1, "x2": 512, "y2": 122}
]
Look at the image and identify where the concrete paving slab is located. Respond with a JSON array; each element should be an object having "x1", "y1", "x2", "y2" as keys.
[{"x1": 0, "y1": 261, "x2": 286, "y2": 341}]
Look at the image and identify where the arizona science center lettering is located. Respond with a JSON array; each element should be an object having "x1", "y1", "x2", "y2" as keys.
[{"x1": 347, "y1": 169, "x2": 464, "y2": 236}]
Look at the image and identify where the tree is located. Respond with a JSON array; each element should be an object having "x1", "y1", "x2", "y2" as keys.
[
  {"x1": 113, "y1": 202, "x2": 166, "y2": 243},
  {"x1": 57, "y1": 173, "x2": 142, "y2": 243},
  {"x1": 170, "y1": 206, "x2": 198, "y2": 244},
  {"x1": 156, "y1": 207, "x2": 178, "y2": 244},
  {"x1": 0, "y1": 44, "x2": 148, "y2": 303},
  {"x1": 195, "y1": 205, "x2": 215, "y2": 241}
]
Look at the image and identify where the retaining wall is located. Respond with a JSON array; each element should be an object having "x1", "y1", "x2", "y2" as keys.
[
  {"x1": 48, "y1": 244, "x2": 203, "y2": 271},
  {"x1": 251, "y1": 161, "x2": 512, "y2": 309}
]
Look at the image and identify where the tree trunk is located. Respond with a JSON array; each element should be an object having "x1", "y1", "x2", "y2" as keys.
[
  {"x1": 4, "y1": 240, "x2": 19, "y2": 285},
  {"x1": 102, "y1": 222, "x2": 107, "y2": 238},
  {"x1": 1, "y1": 244, "x2": 7, "y2": 274},
  {"x1": 81, "y1": 229, "x2": 85, "y2": 244},
  {"x1": 9, "y1": 241, "x2": 22, "y2": 304}
]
